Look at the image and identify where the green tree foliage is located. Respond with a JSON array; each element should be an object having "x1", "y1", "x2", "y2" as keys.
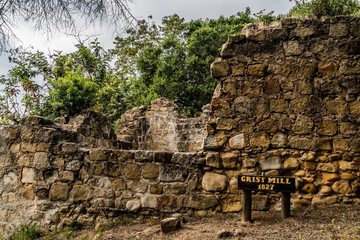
[
  {"x1": 288, "y1": 0, "x2": 360, "y2": 17},
  {"x1": 0, "y1": 9, "x2": 281, "y2": 125}
]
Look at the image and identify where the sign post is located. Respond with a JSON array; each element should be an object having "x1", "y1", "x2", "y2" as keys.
[{"x1": 238, "y1": 175, "x2": 296, "y2": 222}]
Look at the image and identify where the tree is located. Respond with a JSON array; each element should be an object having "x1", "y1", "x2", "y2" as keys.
[
  {"x1": 288, "y1": 0, "x2": 360, "y2": 17},
  {"x1": 0, "y1": 0, "x2": 135, "y2": 51}
]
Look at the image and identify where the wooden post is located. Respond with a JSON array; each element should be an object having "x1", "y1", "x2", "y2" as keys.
[
  {"x1": 242, "y1": 190, "x2": 252, "y2": 222},
  {"x1": 281, "y1": 192, "x2": 291, "y2": 218}
]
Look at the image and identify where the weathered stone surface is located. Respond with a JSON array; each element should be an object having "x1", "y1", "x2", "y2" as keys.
[
  {"x1": 211, "y1": 60, "x2": 230, "y2": 78},
  {"x1": 221, "y1": 152, "x2": 238, "y2": 168},
  {"x1": 250, "y1": 133, "x2": 270, "y2": 148},
  {"x1": 203, "y1": 135, "x2": 227, "y2": 150},
  {"x1": 302, "y1": 183, "x2": 317, "y2": 194},
  {"x1": 49, "y1": 182, "x2": 69, "y2": 201},
  {"x1": 289, "y1": 137, "x2": 312, "y2": 150},
  {"x1": 72, "y1": 184, "x2": 92, "y2": 202},
  {"x1": 339, "y1": 160, "x2": 358, "y2": 171},
  {"x1": 222, "y1": 202, "x2": 242, "y2": 212},
  {"x1": 229, "y1": 134, "x2": 247, "y2": 149},
  {"x1": 259, "y1": 155, "x2": 281, "y2": 171},
  {"x1": 33, "y1": 152, "x2": 49, "y2": 169},
  {"x1": 319, "y1": 185, "x2": 333, "y2": 195},
  {"x1": 143, "y1": 163, "x2": 159, "y2": 179},
  {"x1": 330, "y1": 22, "x2": 349, "y2": 37},
  {"x1": 185, "y1": 193, "x2": 218, "y2": 209},
  {"x1": 141, "y1": 194, "x2": 157, "y2": 209},
  {"x1": 66, "y1": 160, "x2": 82, "y2": 171},
  {"x1": 21, "y1": 168, "x2": 38, "y2": 183},
  {"x1": 202, "y1": 172, "x2": 227, "y2": 192},
  {"x1": 332, "y1": 180, "x2": 352, "y2": 194},
  {"x1": 124, "y1": 163, "x2": 141, "y2": 179},
  {"x1": 126, "y1": 199, "x2": 141, "y2": 212},
  {"x1": 271, "y1": 133, "x2": 287, "y2": 148},
  {"x1": 206, "y1": 152, "x2": 221, "y2": 168},
  {"x1": 161, "y1": 217, "x2": 181, "y2": 233},
  {"x1": 283, "y1": 157, "x2": 299, "y2": 169},
  {"x1": 160, "y1": 165, "x2": 187, "y2": 182},
  {"x1": 317, "y1": 163, "x2": 338, "y2": 173},
  {"x1": 22, "y1": 185, "x2": 35, "y2": 200},
  {"x1": 292, "y1": 115, "x2": 313, "y2": 134},
  {"x1": 89, "y1": 148, "x2": 111, "y2": 161},
  {"x1": 62, "y1": 143, "x2": 77, "y2": 153},
  {"x1": 248, "y1": 64, "x2": 266, "y2": 76},
  {"x1": 317, "y1": 121, "x2": 337, "y2": 136},
  {"x1": 284, "y1": 40, "x2": 305, "y2": 55}
]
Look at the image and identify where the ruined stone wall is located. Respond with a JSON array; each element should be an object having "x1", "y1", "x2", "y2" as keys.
[
  {"x1": 206, "y1": 16, "x2": 360, "y2": 208},
  {"x1": 116, "y1": 98, "x2": 208, "y2": 152},
  {"x1": 0, "y1": 116, "x2": 221, "y2": 235}
]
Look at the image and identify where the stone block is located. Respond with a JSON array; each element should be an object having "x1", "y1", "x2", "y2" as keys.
[
  {"x1": 161, "y1": 217, "x2": 181, "y2": 233},
  {"x1": 269, "y1": 99, "x2": 288, "y2": 112},
  {"x1": 316, "y1": 138, "x2": 333, "y2": 151},
  {"x1": 339, "y1": 161, "x2": 358, "y2": 171},
  {"x1": 284, "y1": 40, "x2": 305, "y2": 55},
  {"x1": 206, "y1": 152, "x2": 221, "y2": 168},
  {"x1": 18, "y1": 154, "x2": 33, "y2": 166},
  {"x1": 141, "y1": 194, "x2": 157, "y2": 209},
  {"x1": 150, "y1": 183, "x2": 163, "y2": 194},
  {"x1": 157, "y1": 195, "x2": 177, "y2": 211},
  {"x1": 126, "y1": 199, "x2": 141, "y2": 212},
  {"x1": 271, "y1": 133, "x2": 287, "y2": 148},
  {"x1": 332, "y1": 180, "x2": 352, "y2": 194},
  {"x1": 21, "y1": 168, "x2": 38, "y2": 183},
  {"x1": 319, "y1": 185, "x2": 332, "y2": 195},
  {"x1": 333, "y1": 139, "x2": 349, "y2": 151},
  {"x1": 304, "y1": 161, "x2": 317, "y2": 171},
  {"x1": 292, "y1": 115, "x2": 313, "y2": 134},
  {"x1": 104, "y1": 162, "x2": 122, "y2": 177},
  {"x1": 250, "y1": 133, "x2": 270, "y2": 148},
  {"x1": 49, "y1": 182, "x2": 69, "y2": 201},
  {"x1": 263, "y1": 78, "x2": 280, "y2": 94},
  {"x1": 289, "y1": 137, "x2": 312, "y2": 150},
  {"x1": 65, "y1": 160, "x2": 82, "y2": 171},
  {"x1": 317, "y1": 163, "x2": 338, "y2": 173},
  {"x1": 259, "y1": 155, "x2": 281, "y2": 171},
  {"x1": 89, "y1": 148, "x2": 111, "y2": 161},
  {"x1": 231, "y1": 64, "x2": 246, "y2": 76},
  {"x1": 229, "y1": 134, "x2": 247, "y2": 150},
  {"x1": 318, "y1": 121, "x2": 337, "y2": 136},
  {"x1": 62, "y1": 143, "x2": 77, "y2": 153},
  {"x1": 350, "y1": 100, "x2": 360, "y2": 115},
  {"x1": 203, "y1": 135, "x2": 227, "y2": 150},
  {"x1": 22, "y1": 184, "x2": 34, "y2": 200},
  {"x1": 124, "y1": 163, "x2": 141, "y2": 179},
  {"x1": 349, "y1": 138, "x2": 360, "y2": 152},
  {"x1": 210, "y1": 60, "x2": 230, "y2": 78},
  {"x1": 318, "y1": 62, "x2": 337, "y2": 74},
  {"x1": 301, "y1": 183, "x2": 317, "y2": 194},
  {"x1": 185, "y1": 193, "x2": 218, "y2": 209},
  {"x1": 283, "y1": 157, "x2": 299, "y2": 170},
  {"x1": 221, "y1": 152, "x2": 238, "y2": 168},
  {"x1": 72, "y1": 184, "x2": 92, "y2": 202},
  {"x1": 222, "y1": 202, "x2": 242, "y2": 212},
  {"x1": 247, "y1": 64, "x2": 266, "y2": 76},
  {"x1": 143, "y1": 163, "x2": 159, "y2": 179},
  {"x1": 160, "y1": 165, "x2": 188, "y2": 182},
  {"x1": 202, "y1": 172, "x2": 227, "y2": 192}
]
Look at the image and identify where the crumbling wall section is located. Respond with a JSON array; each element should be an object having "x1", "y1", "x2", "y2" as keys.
[
  {"x1": 205, "y1": 16, "x2": 360, "y2": 208},
  {"x1": 116, "y1": 98, "x2": 208, "y2": 152}
]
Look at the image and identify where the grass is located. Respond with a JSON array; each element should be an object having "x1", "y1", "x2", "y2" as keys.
[{"x1": 3, "y1": 224, "x2": 40, "y2": 240}]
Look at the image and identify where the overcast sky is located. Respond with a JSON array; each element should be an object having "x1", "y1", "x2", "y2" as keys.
[{"x1": 0, "y1": 0, "x2": 294, "y2": 74}]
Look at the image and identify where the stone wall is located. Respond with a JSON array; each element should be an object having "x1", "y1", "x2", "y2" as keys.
[
  {"x1": 0, "y1": 116, "x2": 224, "y2": 235},
  {"x1": 116, "y1": 98, "x2": 208, "y2": 152},
  {"x1": 0, "y1": 16, "x2": 360, "y2": 236},
  {"x1": 206, "y1": 16, "x2": 360, "y2": 208}
]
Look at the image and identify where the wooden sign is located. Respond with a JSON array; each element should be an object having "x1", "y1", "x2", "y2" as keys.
[{"x1": 238, "y1": 175, "x2": 296, "y2": 193}]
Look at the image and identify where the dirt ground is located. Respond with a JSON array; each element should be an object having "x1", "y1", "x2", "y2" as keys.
[{"x1": 44, "y1": 204, "x2": 360, "y2": 240}]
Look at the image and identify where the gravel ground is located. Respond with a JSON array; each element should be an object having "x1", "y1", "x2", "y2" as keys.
[{"x1": 43, "y1": 204, "x2": 360, "y2": 240}]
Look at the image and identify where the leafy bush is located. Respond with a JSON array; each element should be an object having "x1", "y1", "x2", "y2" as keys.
[
  {"x1": 289, "y1": 0, "x2": 360, "y2": 17},
  {"x1": 42, "y1": 71, "x2": 98, "y2": 119}
]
